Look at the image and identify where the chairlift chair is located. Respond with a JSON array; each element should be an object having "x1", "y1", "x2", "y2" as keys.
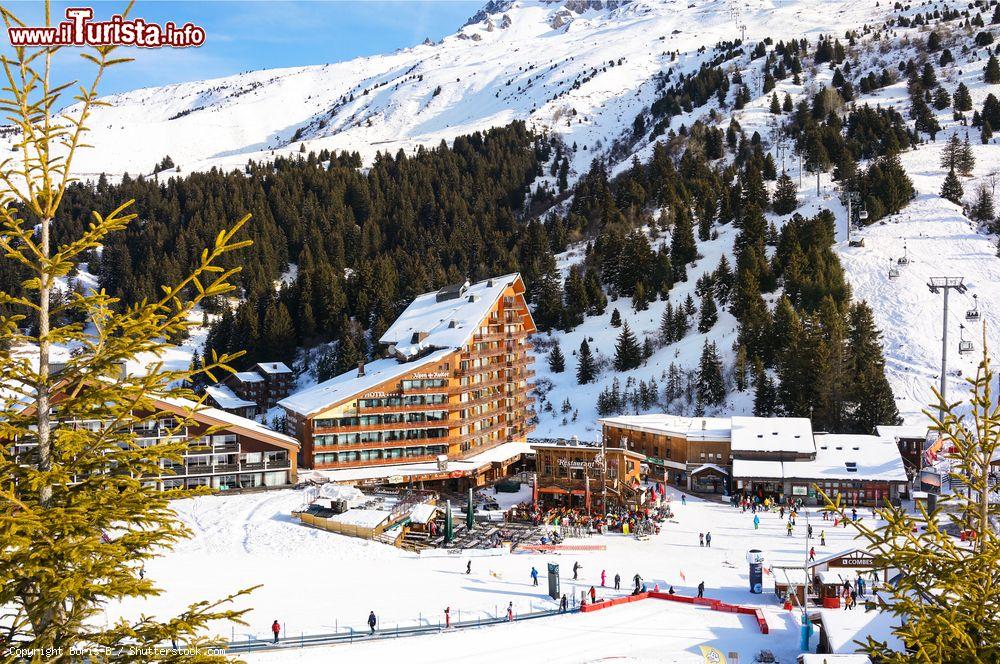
[
  {"x1": 959, "y1": 324, "x2": 974, "y2": 354},
  {"x1": 965, "y1": 294, "x2": 980, "y2": 322},
  {"x1": 897, "y1": 242, "x2": 910, "y2": 267},
  {"x1": 888, "y1": 258, "x2": 900, "y2": 279},
  {"x1": 858, "y1": 209, "x2": 869, "y2": 221}
]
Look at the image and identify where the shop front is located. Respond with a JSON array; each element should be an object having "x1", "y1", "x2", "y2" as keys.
[{"x1": 690, "y1": 464, "x2": 729, "y2": 494}]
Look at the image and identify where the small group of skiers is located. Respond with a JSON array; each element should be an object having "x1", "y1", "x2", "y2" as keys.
[{"x1": 698, "y1": 531, "x2": 712, "y2": 547}]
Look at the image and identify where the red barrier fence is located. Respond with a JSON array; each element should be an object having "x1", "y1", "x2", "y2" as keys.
[
  {"x1": 517, "y1": 544, "x2": 607, "y2": 552},
  {"x1": 579, "y1": 591, "x2": 769, "y2": 634}
]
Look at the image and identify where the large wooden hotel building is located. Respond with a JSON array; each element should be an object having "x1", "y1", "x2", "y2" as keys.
[{"x1": 279, "y1": 274, "x2": 536, "y2": 480}]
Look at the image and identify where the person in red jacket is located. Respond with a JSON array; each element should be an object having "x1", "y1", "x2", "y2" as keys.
[
  {"x1": 271, "y1": 620, "x2": 280, "y2": 644},
  {"x1": 589, "y1": 586, "x2": 596, "y2": 603}
]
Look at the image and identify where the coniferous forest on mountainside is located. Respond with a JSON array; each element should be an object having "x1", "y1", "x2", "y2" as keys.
[{"x1": 0, "y1": 29, "x2": 922, "y2": 435}]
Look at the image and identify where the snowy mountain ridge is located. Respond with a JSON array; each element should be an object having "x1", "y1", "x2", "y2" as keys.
[{"x1": 15, "y1": 0, "x2": 889, "y2": 180}]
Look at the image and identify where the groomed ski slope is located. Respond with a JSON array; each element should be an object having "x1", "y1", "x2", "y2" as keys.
[
  {"x1": 107, "y1": 486, "x2": 877, "y2": 661},
  {"x1": 241, "y1": 598, "x2": 775, "y2": 664}
]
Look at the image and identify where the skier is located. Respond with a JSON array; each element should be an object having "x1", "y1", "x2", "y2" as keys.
[
  {"x1": 445, "y1": 607, "x2": 450, "y2": 628},
  {"x1": 851, "y1": 508, "x2": 858, "y2": 521},
  {"x1": 271, "y1": 620, "x2": 281, "y2": 644},
  {"x1": 614, "y1": 572, "x2": 621, "y2": 590},
  {"x1": 573, "y1": 561, "x2": 581, "y2": 580},
  {"x1": 531, "y1": 566, "x2": 539, "y2": 586},
  {"x1": 753, "y1": 514, "x2": 760, "y2": 530},
  {"x1": 820, "y1": 530, "x2": 826, "y2": 546},
  {"x1": 697, "y1": 581, "x2": 705, "y2": 598},
  {"x1": 601, "y1": 569, "x2": 606, "y2": 587},
  {"x1": 857, "y1": 577, "x2": 866, "y2": 596},
  {"x1": 705, "y1": 532, "x2": 712, "y2": 547},
  {"x1": 779, "y1": 506, "x2": 784, "y2": 519},
  {"x1": 681, "y1": 495, "x2": 686, "y2": 506},
  {"x1": 699, "y1": 532, "x2": 704, "y2": 547},
  {"x1": 786, "y1": 522, "x2": 793, "y2": 537},
  {"x1": 368, "y1": 611, "x2": 377, "y2": 635},
  {"x1": 809, "y1": 546, "x2": 816, "y2": 562},
  {"x1": 507, "y1": 602, "x2": 514, "y2": 622},
  {"x1": 807, "y1": 524, "x2": 813, "y2": 539},
  {"x1": 139, "y1": 566, "x2": 145, "y2": 580},
  {"x1": 559, "y1": 594, "x2": 568, "y2": 613},
  {"x1": 466, "y1": 560, "x2": 472, "y2": 575},
  {"x1": 589, "y1": 586, "x2": 596, "y2": 603}
]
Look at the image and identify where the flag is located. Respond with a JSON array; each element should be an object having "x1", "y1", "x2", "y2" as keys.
[{"x1": 699, "y1": 645, "x2": 727, "y2": 664}]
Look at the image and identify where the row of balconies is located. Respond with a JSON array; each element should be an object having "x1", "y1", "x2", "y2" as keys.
[{"x1": 159, "y1": 457, "x2": 290, "y2": 477}]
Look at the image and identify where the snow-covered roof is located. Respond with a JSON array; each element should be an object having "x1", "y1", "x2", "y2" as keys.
[
  {"x1": 690, "y1": 463, "x2": 728, "y2": 476},
  {"x1": 818, "y1": 606, "x2": 903, "y2": 654},
  {"x1": 154, "y1": 396, "x2": 298, "y2": 449},
  {"x1": 204, "y1": 385, "x2": 257, "y2": 410},
  {"x1": 875, "y1": 425, "x2": 928, "y2": 441},
  {"x1": 379, "y1": 273, "x2": 530, "y2": 359},
  {"x1": 255, "y1": 362, "x2": 292, "y2": 375},
  {"x1": 731, "y1": 416, "x2": 814, "y2": 454},
  {"x1": 409, "y1": 503, "x2": 438, "y2": 524},
  {"x1": 598, "y1": 414, "x2": 732, "y2": 440},
  {"x1": 732, "y1": 459, "x2": 784, "y2": 479},
  {"x1": 233, "y1": 371, "x2": 264, "y2": 383},
  {"x1": 279, "y1": 348, "x2": 452, "y2": 417},
  {"x1": 327, "y1": 508, "x2": 392, "y2": 529},
  {"x1": 794, "y1": 435, "x2": 907, "y2": 482},
  {"x1": 310, "y1": 441, "x2": 534, "y2": 483},
  {"x1": 811, "y1": 547, "x2": 878, "y2": 569}
]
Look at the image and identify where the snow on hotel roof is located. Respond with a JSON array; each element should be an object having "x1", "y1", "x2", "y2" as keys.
[
  {"x1": 380, "y1": 273, "x2": 527, "y2": 359},
  {"x1": 204, "y1": 385, "x2": 256, "y2": 410},
  {"x1": 256, "y1": 362, "x2": 292, "y2": 374},
  {"x1": 730, "y1": 415, "x2": 814, "y2": 454},
  {"x1": 597, "y1": 414, "x2": 733, "y2": 440},
  {"x1": 733, "y1": 435, "x2": 906, "y2": 482},
  {"x1": 278, "y1": 348, "x2": 453, "y2": 417}
]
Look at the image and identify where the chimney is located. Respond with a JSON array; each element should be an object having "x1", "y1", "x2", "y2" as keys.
[
  {"x1": 357, "y1": 361, "x2": 366, "y2": 377},
  {"x1": 701, "y1": 419, "x2": 706, "y2": 430}
]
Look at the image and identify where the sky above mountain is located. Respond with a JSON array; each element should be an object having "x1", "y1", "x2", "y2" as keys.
[{"x1": 0, "y1": 0, "x2": 481, "y2": 95}]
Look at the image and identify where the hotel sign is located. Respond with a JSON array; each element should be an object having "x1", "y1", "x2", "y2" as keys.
[{"x1": 411, "y1": 372, "x2": 449, "y2": 379}]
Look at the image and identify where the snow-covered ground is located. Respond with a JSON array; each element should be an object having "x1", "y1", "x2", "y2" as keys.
[
  {"x1": 243, "y1": 599, "x2": 776, "y2": 664},
  {"x1": 26, "y1": 0, "x2": 896, "y2": 180},
  {"x1": 110, "y1": 486, "x2": 878, "y2": 661}
]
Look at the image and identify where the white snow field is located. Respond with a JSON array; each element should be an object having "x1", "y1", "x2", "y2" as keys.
[
  {"x1": 242, "y1": 599, "x2": 775, "y2": 664},
  {"x1": 27, "y1": 0, "x2": 894, "y2": 179},
  {"x1": 109, "y1": 487, "x2": 879, "y2": 662}
]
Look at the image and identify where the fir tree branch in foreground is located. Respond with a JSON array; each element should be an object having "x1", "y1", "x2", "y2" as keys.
[
  {"x1": 820, "y1": 328, "x2": 999, "y2": 664},
  {"x1": 0, "y1": 2, "x2": 257, "y2": 661}
]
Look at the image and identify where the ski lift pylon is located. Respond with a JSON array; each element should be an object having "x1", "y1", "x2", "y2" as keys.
[{"x1": 965, "y1": 294, "x2": 980, "y2": 322}]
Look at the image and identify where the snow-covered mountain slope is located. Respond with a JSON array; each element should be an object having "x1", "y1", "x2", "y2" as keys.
[{"x1": 24, "y1": 0, "x2": 891, "y2": 179}]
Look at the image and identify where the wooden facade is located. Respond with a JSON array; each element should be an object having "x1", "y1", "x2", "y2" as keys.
[
  {"x1": 533, "y1": 442, "x2": 645, "y2": 510},
  {"x1": 283, "y1": 276, "x2": 536, "y2": 472},
  {"x1": 601, "y1": 421, "x2": 731, "y2": 492}
]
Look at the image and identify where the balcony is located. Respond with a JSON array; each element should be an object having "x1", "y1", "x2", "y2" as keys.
[
  {"x1": 313, "y1": 419, "x2": 448, "y2": 435},
  {"x1": 313, "y1": 436, "x2": 449, "y2": 452},
  {"x1": 313, "y1": 454, "x2": 438, "y2": 471}
]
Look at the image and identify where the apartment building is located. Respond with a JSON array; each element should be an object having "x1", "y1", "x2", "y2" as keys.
[{"x1": 279, "y1": 274, "x2": 536, "y2": 481}]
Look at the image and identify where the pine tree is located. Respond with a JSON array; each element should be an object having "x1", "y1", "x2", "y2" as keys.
[
  {"x1": 957, "y1": 135, "x2": 976, "y2": 176},
  {"x1": 613, "y1": 321, "x2": 642, "y2": 372},
  {"x1": 334, "y1": 319, "x2": 363, "y2": 375},
  {"x1": 316, "y1": 344, "x2": 339, "y2": 382},
  {"x1": 986, "y1": 54, "x2": 1000, "y2": 84},
  {"x1": 0, "y1": 32, "x2": 253, "y2": 656},
  {"x1": 698, "y1": 290, "x2": 718, "y2": 333},
  {"x1": 823, "y1": 344, "x2": 1000, "y2": 663},
  {"x1": 733, "y1": 344, "x2": 749, "y2": 392},
  {"x1": 769, "y1": 92, "x2": 781, "y2": 114},
  {"x1": 971, "y1": 183, "x2": 996, "y2": 222},
  {"x1": 576, "y1": 339, "x2": 596, "y2": 384},
  {"x1": 659, "y1": 301, "x2": 676, "y2": 344},
  {"x1": 954, "y1": 82, "x2": 973, "y2": 112},
  {"x1": 783, "y1": 92, "x2": 793, "y2": 112},
  {"x1": 696, "y1": 341, "x2": 726, "y2": 407},
  {"x1": 772, "y1": 171, "x2": 799, "y2": 215},
  {"x1": 941, "y1": 168, "x2": 964, "y2": 204},
  {"x1": 940, "y1": 133, "x2": 963, "y2": 171},
  {"x1": 752, "y1": 363, "x2": 778, "y2": 416},
  {"x1": 548, "y1": 343, "x2": 566, "y2": 373},
  {"x1": 610, "y1": 308, "x2": 622, "y2": 327},
  {"x1": 845, "y1": 301, "x2": 900, "y2": 431}
]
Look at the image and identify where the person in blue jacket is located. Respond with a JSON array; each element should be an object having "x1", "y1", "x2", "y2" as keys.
[{"x1": 530, "y1": 566, "x2": 539, "y2": 586}]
